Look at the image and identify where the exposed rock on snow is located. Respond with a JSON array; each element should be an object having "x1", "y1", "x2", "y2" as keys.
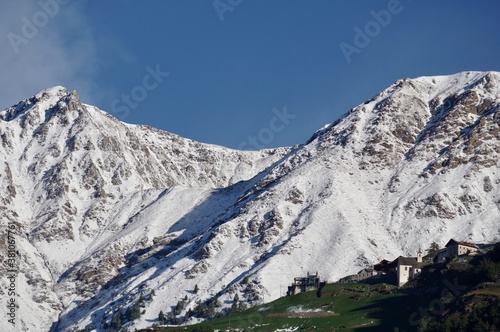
[{"x1": 0, "y1": 71, "x2": 499, "y2": 331}]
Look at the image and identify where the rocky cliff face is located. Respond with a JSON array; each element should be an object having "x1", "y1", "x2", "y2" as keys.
[
  {"x1": 0, "y1": 72, "x2": 499, "y2": 331},
  {"x1": 0, "y1": 87, "x2": 288, "y2": 331}
]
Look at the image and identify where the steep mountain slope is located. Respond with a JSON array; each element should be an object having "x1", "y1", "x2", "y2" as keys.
[
  {"x1": 0, "y1": 87, "x2": 288, "y2": 331},
  {"x1": 179, "y1": 71, "x2": 500, "y2": 325},
  {"x1": 1, "y1": 71, "x2": 499, "y2": 331}
]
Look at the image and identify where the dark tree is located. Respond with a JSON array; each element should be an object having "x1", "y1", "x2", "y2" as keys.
[
  {"x1": 175, "y1": 300, "x2": 185, "y2": 315},
  {"x1": 490, "y1": 242, "x2": 500, "y2": 263},
  {"x1": 158, "y1": 310, "x2": 166, "y2": 324},
  {"x1": 110, "y1": 311, "x2": 122, "y2": 330},
  {"x1": 131, "y1": 300, "x2": 141, "y2": 320},
  {"x1": 426, "y1": 242, "x2": 441, "y2": 257},
  {"x1": 124, "y1": 306, "x2": 133, "y2": 321}
]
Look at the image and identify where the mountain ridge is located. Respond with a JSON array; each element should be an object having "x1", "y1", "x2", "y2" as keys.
[{"x1": 0, "y1": 71, "x2": 499, "y2": 331}]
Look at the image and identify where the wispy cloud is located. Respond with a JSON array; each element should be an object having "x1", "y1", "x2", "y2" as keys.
[{"x1": 0, "y1": 1, "x2": 99, "y2": 109}]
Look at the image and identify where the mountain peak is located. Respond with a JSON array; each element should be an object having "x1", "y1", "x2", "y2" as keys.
[
  {"x1": 1, "y1": 73, "x2": 499, "y2": 331},
  {"x1": 35, "y1": 85, "x2": 69, "y2": 99},
  {"x1": 0, "y1": 86, "x2": 74, "y2": 122}
]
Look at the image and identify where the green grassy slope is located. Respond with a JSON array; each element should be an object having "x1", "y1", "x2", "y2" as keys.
[
  {"x1": 148, "y1": 243, "x2": 500, "y2": 332},
  {"x1": 153, "y1": 282, "x2": 433, "y2": 332}
]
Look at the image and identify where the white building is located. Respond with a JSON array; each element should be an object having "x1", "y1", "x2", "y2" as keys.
[
  {"x1": 445, "y1": 239, "x2": 481, "y2": 257},
  {"x1": 396, "y1": 250, "x2": 425, "y2": 287},
  {"x1": 433, "y1": 239, "x2": 481, "y2": 262}
]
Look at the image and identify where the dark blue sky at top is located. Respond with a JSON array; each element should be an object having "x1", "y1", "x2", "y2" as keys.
[{"x1": 1, "y1": 0, "x2": 500, "y2": 149}]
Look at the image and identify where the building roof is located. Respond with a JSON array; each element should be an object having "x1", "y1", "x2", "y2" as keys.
[
  {"x1": 357, "y1": 268, "x2": 374, "y2": 274},
  {"x1": 374, "y1": 259, "x2": 395, "y2": 271},
  {"x1": 395, "y1": 256, "x2": 426, "y2": 268},
  {"x1": 445, "y1": 239, "x2": 479, "y2": 249},
  {"x1": 432, "y1": 248, "x2": 448, "y2": 261}
]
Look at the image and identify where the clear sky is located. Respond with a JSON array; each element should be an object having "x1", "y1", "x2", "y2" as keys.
[{"x1": 1, "y1": 0, "x2": 500, "y2": 149}]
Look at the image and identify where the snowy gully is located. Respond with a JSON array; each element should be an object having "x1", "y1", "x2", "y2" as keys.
[{"x1": 5, "y1": 221, "x2": 18, "y2": 327}]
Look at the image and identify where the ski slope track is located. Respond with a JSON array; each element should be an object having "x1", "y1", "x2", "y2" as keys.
[{"x1": 1, "y1": 71, "x2": 500, "y2": 331}]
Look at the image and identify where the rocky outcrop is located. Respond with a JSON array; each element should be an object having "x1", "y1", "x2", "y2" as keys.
[{"x1": 0, "y1": 72, "x2": 499, "y2": 331}]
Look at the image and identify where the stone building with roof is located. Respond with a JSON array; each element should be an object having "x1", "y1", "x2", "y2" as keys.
[
  {"x1": 287, "y1": 272, "x2": 320, "y2": 296},
  {"x1": 396, "y1": 249, "x2": 426, "y2": 287},
  {"x1": 433, "y1": 239, "x2": 482, "y2": 262},
  {"x1": 445, "y1": 239, "x2": 481, "y2": 257},
  {"x1": 336, "y1": 239, "x2": 484, "y2": 288}
]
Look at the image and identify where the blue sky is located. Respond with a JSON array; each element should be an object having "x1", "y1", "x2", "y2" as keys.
[{"x1": 1, "y1": 1, "x2": 500, "y2": 149}]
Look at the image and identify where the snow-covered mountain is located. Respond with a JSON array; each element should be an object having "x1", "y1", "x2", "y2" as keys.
[{"x1": 1, "y1": 71, "x2": 500, "y2": 331}]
